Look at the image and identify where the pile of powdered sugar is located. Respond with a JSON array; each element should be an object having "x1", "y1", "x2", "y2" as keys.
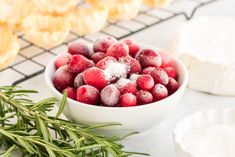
[{"x1": 104, "y1": 61, "x2": 129, "y2": 81}]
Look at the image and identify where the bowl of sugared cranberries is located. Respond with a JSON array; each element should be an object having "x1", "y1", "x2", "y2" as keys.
[{"x1": 45, "y1": 37, "x2": 188, "y2": 133}]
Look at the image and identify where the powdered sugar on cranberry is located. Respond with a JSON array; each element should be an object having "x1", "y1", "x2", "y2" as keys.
[
  {"x1": 101, "y1": 84, "x2": 120, "y2": 107},
  {"x1": 129, "y1": 74, "x2": 139, "y2": 83},
  {"x1": 115, "y1": 77, "x2": 131, "y2": 89},
  {"x1": 104, "y1": 61, "x2": 129, "y2": 81}
]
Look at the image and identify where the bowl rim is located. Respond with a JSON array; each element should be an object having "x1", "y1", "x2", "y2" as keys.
[{"x1": 44, "y1": 45, "x2": 188, "y2": 111}]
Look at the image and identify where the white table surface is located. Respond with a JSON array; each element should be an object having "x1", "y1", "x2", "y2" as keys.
[{"x1": 7, "y1": 0, "x2": 235, "y2": 156}]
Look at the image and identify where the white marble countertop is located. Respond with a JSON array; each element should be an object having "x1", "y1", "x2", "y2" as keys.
[{"x1": 3, "y1": 0, "x2": 235, "y2": 156}]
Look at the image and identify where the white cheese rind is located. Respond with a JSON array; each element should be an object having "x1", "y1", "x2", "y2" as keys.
[{"x1": 174, "y1": 17, "x2": 235, "y2": 96}]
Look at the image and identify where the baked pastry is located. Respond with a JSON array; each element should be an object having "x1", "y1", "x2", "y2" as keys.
[
  {"x1": 8, "y1": 0, "x2": 40, "y2": 32},
  {"x1": 34, "y1": 0, "x2": 77, "y2": 15},
  {"x1": 69, "y1": 4, "x2": 108, "y2": 35},
  {"x1": 173, "y1": 17, "x2": 235, "y2": 96},
  {"x1": 0, "y1": 26, "x2": 20, "y2": 70},
  {"x1": 23, "y1": 14, "x2": 70, "y2": 49},
  {"x1": 144, "y1": 0, "x2": 173, "y2": 8},
  {"x1": 0, "y1": 0, "x2": 15, "y2": 28},
  {"x1": 86, "y1": 0, "x2": 142, "y2": 21}
]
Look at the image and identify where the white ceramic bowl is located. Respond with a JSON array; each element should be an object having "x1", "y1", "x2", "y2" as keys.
[
  {"x1": 174, "y1": 108, "x2": 235, "y2": 157},
  {"x1": 45, "y1": 46, "x2": 188, "y2": 133}
]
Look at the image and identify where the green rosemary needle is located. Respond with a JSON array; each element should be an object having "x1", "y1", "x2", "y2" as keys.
[{"x1": 0, "y1": 86, "x2": 149, "y2": 157}]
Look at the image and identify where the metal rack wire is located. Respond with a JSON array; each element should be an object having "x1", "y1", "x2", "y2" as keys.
[{"x1": 0, "y1": 0, "x2": 218, "y2": 85}]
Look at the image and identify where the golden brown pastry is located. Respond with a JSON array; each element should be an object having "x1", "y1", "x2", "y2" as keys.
[
  {"x1": 86, "y1": 0, "x2": 142, "y2": 22},
  {"x1": 23, "y1": 14, "x2": 70, "y2": 49},
  {"x1": 69, "y1": 3, "x2": 108, "y2": 35},
  {"x1": 0, "y1": 26, "x2": 20, "y2": 70},
  {"x1": 143, "y1": 0, "x2": 173, "y2": 8},
  {"x1": 34, "y1": 0, "x2": 77, "y2": 15}
]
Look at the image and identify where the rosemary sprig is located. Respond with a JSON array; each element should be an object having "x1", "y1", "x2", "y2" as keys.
[{"x1": 0, "y1": 86, "x2": 149, "y2": 157}]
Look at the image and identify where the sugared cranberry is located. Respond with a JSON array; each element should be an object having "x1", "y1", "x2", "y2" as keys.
[
  {"x1": 151, "y1": 84, "x2": 168, "y2": 101},
  {"x1": 68, "y1": 42, "x2": 90, "y2": 57},
  {"x1": 96, "y1": 56, "x2": 116, "y2": 69},
  {"x1": 159, "y1": 50, "x2": 175, "y2": 68},
  {"x1": 167, "y1": 78, "x2": 179, "y2": 95},
  {"x1": 129, "y1": 74, "x2": 139, "y2": 83},
  {"x1": 55, "y1": 53, "x2": 71, "y2": 69},
  {"x1": 136, "y1": 74, "x2": 154, "y2": 91},
  {"x1": 120, "y1": 93, "x2": 137, "y2": 107},
  {"x1": 91, "y1": 52, "x2": 107, "y2": 63},
  {"x1": 164, "y1": 67, "x2": 177, "y2": 79},
  {"x1": 76, "y1": 85, "x2": 100, "y2": 105},
  {"x1": 139, "y1": 49, "x2": 161, "y2": 68},
  {"x1": 83, "y1": 67, "x2": 109, "y2": 90},
  {"x1": 137, "y1": 90, "x2": 153, "y2": 105},
  {"x1": 142, "y1": 67, "x2": 155, "y2": 75},
  {"x1": 122, "y1": 39, "x2": 140, "y2": 57},
  {"x1": 150, "y1": 67, "x2": 169, "y2": 86},
  {"x1": 116, "y1": 78, "x2": 137, "y2": 95},
  {"x1": 74, "y1": 73, "x2": 85, "y2": 88},
  {"x1": 106, "y1": 42, "x2": 129, "y2": 59},
  {"x1": 53, "y1": 65, "x2": 75, "y2": 92},
  {"x1": 93, "y1": 37, "x2": 117, "y2": 53},
  {"x1": 63, "y1": 87, "x2": 76, "y2": 100},
  {"x1": 68, "y1": 54, "x2": 94, "y2": 73},
  {"x1": 101, "y1": 84, "x2": 120, "y2": 107},
  {"x1": 119, "y1": 56, "x2": 141, "y2": 75}
]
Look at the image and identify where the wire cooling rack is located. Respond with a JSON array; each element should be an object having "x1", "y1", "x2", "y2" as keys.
[{"x1": 0, "y1": 0, "x2": 218, "y2": 86}]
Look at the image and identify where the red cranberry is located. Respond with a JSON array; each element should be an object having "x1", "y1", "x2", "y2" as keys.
[
  {"x1": 137, "y1": 90, "x2": 153, "y2": 105},
  {"x1": 116, "y1": 78, "x2": 137, "y2": 95},
  {"x1": 150, "y1": 67, "x2": 169, "y2": 86},
  {"x1": 159, "y1": 50, "x2": 175, "y2": 68},
  {"x1": 167, "y1": 78, "x2": 179, "y2": 95},
  {"x1": 76, "y1": 85, "x2": 100, "y2": 105},
  {"x1": 120, "y1": 93, "x2": 137, "y2": 107},
  {"x1": 100, "y1": 84, "x2": 120, "y2": 107},
  {"x1": 93, "y1": 37, "x2": 117, "y2": 53},
  {"x1": 96, "y1": 56, "x2": 116, "y2": 69},
  {"x1": 142, "y1": 67, "x2": 155, "y2": 75},
  {"x1": 136, "y1": 74, "x2": 154, "y2": 91},
  {"x1": 83, "y1": 67, "x2": 109, "y2": 90},
  {"x1": 151, "y1": 84, "x2": 168, "y2": 101},
  {"x1": 53, "y1": 65, "x2": 75, "y2": 92},
  {"x1": 74, "y1": 73, "x2": 85, "y2": 88},
  {"x1": 139, "y1": 49, "x2": 161, "y2": 68},
  {"x1": 164, "y1": 67, "x2": 177, "y2": 79},
  {"x1": 122, "y1": 39, "x2": 140, "y2": 57},
  {"x1": 91, "y1": 52, "x2": 107, "y2": 63},
  {"x1": 55, "y1": 53, "x2": 71, "y2": 69},
  {"x1": 119, "y1": 56, "x2": 141, "y2": 75},
  {"x1": 106, "y1": 42, "x2": 129, "y2": 59},
  {"x1": 68, "y1": 42, "x2": 90, "y2": 57},
  {"x1": 63, "y1": 87, "x2": 76, "y2": 100},
  {"x1": 68, "y1": 54, "x2": 94, "y2": 73}
]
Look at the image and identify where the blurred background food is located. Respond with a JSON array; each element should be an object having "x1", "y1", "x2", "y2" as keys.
[{"x1": 0, "y1": 26, "x2": 20, "y2": 70}]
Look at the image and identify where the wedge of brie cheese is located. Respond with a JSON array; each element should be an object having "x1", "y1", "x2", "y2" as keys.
[{"x1": 174, "y1": 17, "x2": 235, "y2": 96}]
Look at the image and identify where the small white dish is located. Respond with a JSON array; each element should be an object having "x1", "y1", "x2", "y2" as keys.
[
  {"x1": 44, "y1": 45, "x2": 188, "y2": 133},
  {"x1": 174, "y1": 108, "x2": 235, "y2": 157}
]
